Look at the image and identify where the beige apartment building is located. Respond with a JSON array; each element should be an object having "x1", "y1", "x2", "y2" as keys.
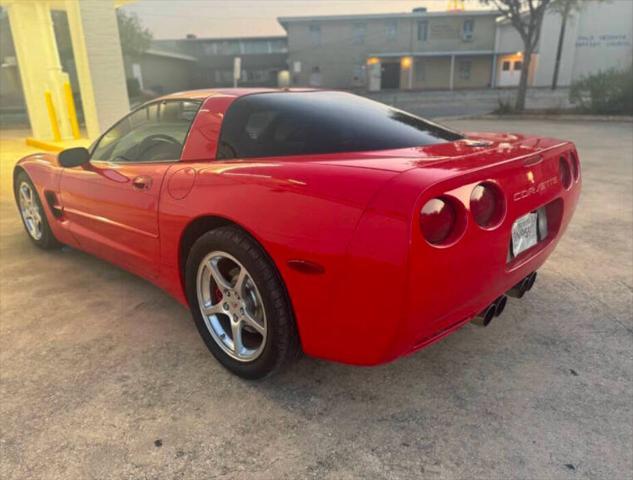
[{"x1": 278, "y1": 8, "x2": 500, "y2": 91}]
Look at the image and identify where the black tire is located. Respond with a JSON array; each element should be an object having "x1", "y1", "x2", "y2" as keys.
[
  {"x1": 185, "y1": 226, "x2": 300, "y2": 379},
  {"x1": 14, "y1": 171, "x2": 62, "y2": 250}
]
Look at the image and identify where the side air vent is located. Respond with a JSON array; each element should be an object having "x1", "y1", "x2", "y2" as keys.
[{"x1": 44, "y1": 191, "x2": 63, "y2": 218}]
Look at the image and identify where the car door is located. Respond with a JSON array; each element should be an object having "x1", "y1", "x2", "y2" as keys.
[{"x1": 60, "y1": 100, "x2": 201, "y2": 279}]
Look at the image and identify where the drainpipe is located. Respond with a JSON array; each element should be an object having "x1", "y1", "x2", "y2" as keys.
[
  {"x1": 491, "y1": 22, "x2": 499, "y2": 88},
  {"x1": 449, "y1": 54, "x2": 455, "y2": 90}
]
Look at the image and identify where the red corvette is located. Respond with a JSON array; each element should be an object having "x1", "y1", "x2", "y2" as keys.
[{"x1": 14, "y1": 89, "x2": 581, "y2": 378}]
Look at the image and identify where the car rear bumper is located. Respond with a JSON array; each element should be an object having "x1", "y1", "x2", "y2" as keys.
[
  {"x1": 394, "y1": 149, "x2": 582, "y2": 362},
  {"x1": 302, "y1": 142, "x2": 581, "y2": 366}
]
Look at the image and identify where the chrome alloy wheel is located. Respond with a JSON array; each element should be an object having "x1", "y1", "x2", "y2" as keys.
[
  {"x1": 196, "y1": 251, "x2": 267, "y2": 362},
  {"x1": 18, "y1": 181, "x2": 43, "y2": 240}
]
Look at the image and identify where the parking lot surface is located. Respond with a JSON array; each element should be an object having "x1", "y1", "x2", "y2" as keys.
[{"x1": 1, "y1": 119, "x2": 631, "y2": 479}]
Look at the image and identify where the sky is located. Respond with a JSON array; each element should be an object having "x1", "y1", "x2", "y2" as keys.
[{"x1": 122, "y1": 0, "x2": 489, "y2": 39}]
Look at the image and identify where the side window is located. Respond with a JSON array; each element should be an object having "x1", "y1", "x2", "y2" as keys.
[
  {"x1": 91, "y1": 100, "x2": 201, "y2": 163},
  {"x1": 385, "y1": 20, "x2": 397, "y2": 41},
  {"x1": 462, "y1": 19, "x2": 474, "y2": 41},
  {"x1": 459, "y1": 60, "x2": 472, "y2": 80},
  {"x1": 417, "y1": 20, "x2": 428, "y2": 42}
]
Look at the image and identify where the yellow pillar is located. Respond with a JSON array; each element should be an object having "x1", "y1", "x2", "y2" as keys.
[
  {"x1": 64, "y1": 82, "x2": 81, "y2": 140},
  {"x1": 5, "y1": 0, "x2": 73, "y2": 140},
  {"x1": 44, "y1": 91, "x2": 62, "y2": 142}
]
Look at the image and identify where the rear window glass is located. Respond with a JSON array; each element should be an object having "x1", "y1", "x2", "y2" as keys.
[{"x1": 217, "y1": 91, "x2": 463, "y2": 159}]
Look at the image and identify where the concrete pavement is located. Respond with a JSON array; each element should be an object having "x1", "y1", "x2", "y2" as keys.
[{"x1": 0, "y1": 120, "x2": 631, "y2": 479}]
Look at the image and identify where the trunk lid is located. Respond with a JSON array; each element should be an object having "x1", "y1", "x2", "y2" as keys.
[{"x1": 314, "y1": 132, "x2": 568, "y2": 173}]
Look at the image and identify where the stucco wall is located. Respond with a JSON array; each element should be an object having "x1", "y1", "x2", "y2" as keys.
[
  {"x1": 496, "y1": 0, "x2": 633, "y2": 88},
  {"x1": 411, "y1": 57, "x2": 450, "y2": 89},
  {"x1": 413, "y1": 15, "x2": 497, "y2": 53},
  {"x1": 453, "y1": 56, "x2": 493, "y2": 89},
  {"x1": 285, "y1": 13, "x2": 499, "y2": 89},
  {"x1": 571, "y1": 0, "x2": 633, "y2": 80}
]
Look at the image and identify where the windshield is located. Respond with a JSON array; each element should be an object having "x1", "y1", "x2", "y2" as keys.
[{"x1": 217, "y1": 91, "x2": 463, "y2": 159}]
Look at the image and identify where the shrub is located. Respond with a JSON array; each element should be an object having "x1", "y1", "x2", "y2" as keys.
[
  {"x1": 570, "y1": 66, "x2": 633, "y2": 115},
  {"x1": 494, "y1": 98, "x2": 515, "y2": 114}
]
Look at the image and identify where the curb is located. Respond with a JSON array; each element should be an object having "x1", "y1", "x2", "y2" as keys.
[
  {"x1": 26, "y1": 137, "x2": 90, "y2": 152},
  {"x1": 472, "y1": 114, "x2": 633, "y2": 123}
]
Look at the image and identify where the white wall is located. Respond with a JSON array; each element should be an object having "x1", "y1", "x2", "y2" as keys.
[
  {"x1": 571, "y1": 0, "x2": 633, "y2": 80},
  {"x1": 531, "y1": 8, "x2": 579, "y2": 87},
  {"x1": 495, "y1": 0, "x2": 633, "y2": 88},
  {"x1": 495, "y1": 22, "x2": 523, "y2": 55}
]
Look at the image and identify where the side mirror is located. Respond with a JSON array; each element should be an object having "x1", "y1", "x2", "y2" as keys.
[{"x1": 58, "y1": 147, "x2": 90, "y2": 168}]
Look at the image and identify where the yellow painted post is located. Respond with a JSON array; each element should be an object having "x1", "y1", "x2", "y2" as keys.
[
  {"x1": 63, "y1": 82, "x2": 81, "y2": 140},
  {"x1": 44, "y1": 90, "x2": 62, "y2": 142}
]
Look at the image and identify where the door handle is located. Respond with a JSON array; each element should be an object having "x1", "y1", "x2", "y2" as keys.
[{"x1": 132, "y1": 176, "x2": 152, "y2": 190}]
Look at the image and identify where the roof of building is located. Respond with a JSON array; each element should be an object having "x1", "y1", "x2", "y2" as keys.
[
  {"x1": 369, "y1": 50, "x2": 496, "y2": 58},
  {"x1": 278, "y1": 9, "x2": 500, "y2": 27},
  {"x1": 154, "y1": 35, "x2": 287, "y2": 43},
  {"x1": 156, "y1": 87, "x2": 318, "y2": 101},
  {"x1": 143, "y1": 49, "x2": 197, "y2": 62}
]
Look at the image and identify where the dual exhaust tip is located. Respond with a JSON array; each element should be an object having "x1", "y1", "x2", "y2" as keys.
[
  {"x1": 472, "y1": 272, "x2": 537, "y2": 327},
  {"x1": 472, "y1": 295, "x2": 507, "y2": 327},
  {"x1": 507, "y1": 271, "x2": 538, "y2": 299}
]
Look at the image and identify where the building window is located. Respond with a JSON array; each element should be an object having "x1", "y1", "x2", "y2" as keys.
[
  {"x1": 385, "y1": 20, "x2": 397, "y2": 41},
  {"x1": 462, "y1": 19, "x2": 474, "y2": 42},
  {"x1": 243, "y1": 40, "x2": 269, "y2": 54},
  {"x1": 309, "y1": 24, "x2": 321, "y2": 46},
  {"x1": 203, "y1": 43, "x2": 217, "y2": 55},
  {"x1": 514, "y1": 60, "x2": 523, "y2": 71},
  {"x1": 459, "y1": 60, "x2": 472, "y2": 80},
  {"x1": 352, "y1": 23, "x2": 366, "y2": 45},
  {"x1": 417, "y1": 20, "x2": 428, "y2": 42},
  {"x1": 502, "y1": 61, "x2": 511, "y2": 71},
  {"x1": 218, "y1": 41, "x2": 241, "y2": 55},
  {"x1": 268, "y1": 38, "x2": 288, "y2": 53}
]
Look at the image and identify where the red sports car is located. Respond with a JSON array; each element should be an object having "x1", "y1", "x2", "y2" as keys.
[{"x1": 14, "y1": 89, "x2": 581, "y2": 378}]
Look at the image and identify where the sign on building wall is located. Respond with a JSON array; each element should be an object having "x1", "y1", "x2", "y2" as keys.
[
  {"x1": 430, "y1": 22, "x2": 459, "y2": 40},
  {"x1": 576, "y1": 34, "x2": 632, "y2": 48}
]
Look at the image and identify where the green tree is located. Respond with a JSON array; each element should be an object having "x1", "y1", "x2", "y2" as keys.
[
  {"x1": 116, "y1": 9, "x2": 152, "y2": 58},
  {"x1": 481, "y1": 0, "x2": 552, "y2": 111}
]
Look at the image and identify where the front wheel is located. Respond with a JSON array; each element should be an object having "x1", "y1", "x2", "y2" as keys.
[
  {"x1": 14, "y1": 172, "x2": 61, "y2": 249},
  {"x1": 185, "y1": 226, "x2": 300, "y2": 379}
]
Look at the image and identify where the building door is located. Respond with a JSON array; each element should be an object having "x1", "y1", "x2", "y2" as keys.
[
  {"x1": 381, "y1": 62, "x2": 400, "y2": 89},
  {"x1": 498, "y1": 57, "x2": 523, "y2": 87}
]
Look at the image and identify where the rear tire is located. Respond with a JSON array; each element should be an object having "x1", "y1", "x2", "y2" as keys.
[
  {"x1": 14, "y1": 171, "x2": 61, "y2": 250},
  {"x1": 185, "y1": 226, "x2": 300, "y2": 379}
]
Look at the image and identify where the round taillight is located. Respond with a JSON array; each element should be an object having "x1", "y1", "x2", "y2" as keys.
[
  {"x1": 570, "y1": 152, "x2": 579, "y2": 180},
  {"x1": 470, "y1": 182, "x2": 504, "y2": 228},
  {"x1": 559, "y1": 157, "x2": 572, "y2": 189},
  {"x1": 420, "y1": 197, "x2": 457, "y2": 245}
]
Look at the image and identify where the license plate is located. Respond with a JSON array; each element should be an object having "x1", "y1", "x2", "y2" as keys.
[{"x1": 512, "y1": 212, "x2": 539, "y2": 257}]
